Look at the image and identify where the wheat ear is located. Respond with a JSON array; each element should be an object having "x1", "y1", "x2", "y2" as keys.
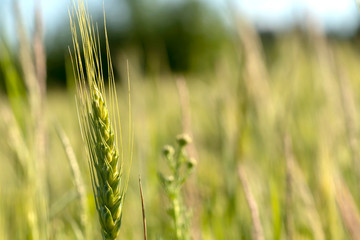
[
  {"x1": 90, "y1": 85, "x2": 123, "y2": 240},
  {"x1": 69, "y1": 0, "x2": 133, "y2": 239}
]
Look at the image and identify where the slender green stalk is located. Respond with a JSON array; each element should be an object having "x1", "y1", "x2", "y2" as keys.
[{"x1": 159, "y1": 134, "x2": 196, "y2": 240}]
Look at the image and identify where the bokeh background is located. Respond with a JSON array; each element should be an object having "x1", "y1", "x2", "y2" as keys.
[
  {"x1": 1, "y1": 0, "x2": 360, "y2": 239},
  {"x1": 2, "y1": 0, "x2": 359, "y2": 84}
]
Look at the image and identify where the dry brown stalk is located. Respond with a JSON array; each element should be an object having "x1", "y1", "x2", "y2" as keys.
[
  {"x1": 139, "y1": 176, "x2": 147, "y2": 240},
  {"x1": 175, "y1": 76, "x2": 201, "y2": 240},
  {"x1": 56, "y1": 126, "x2": 87, "y2": 237},
  {"x1": 13, "y1": 3, "x2": 49, "y2": 238},
  {"x1": 33, "y1": 3, "x2": 48, "y2": 199},
  {"x1": 335, "y1": 177, "x2": 360, "y2": 239},
  {"x1": 34, "y1": 2, "x2": 47, "y2": 98},
  {"x1": 235, "y1": 20, "x2": 272, "y2": 116},
  {"x1": 290, "y1": 152, "x2": 325, "y2": 240},
  {"x1": 334, "y1": 56, "x2": 360, "y2": 172},
  {"x1": 176, "y1": 76, "x2": 198, "y2": 160},
  {"x1": 237, "y1": 165, "x2": 264, "y2": 240},
  {"x1": 310, "y1": 24, "x2": 360, "y2": 177}
]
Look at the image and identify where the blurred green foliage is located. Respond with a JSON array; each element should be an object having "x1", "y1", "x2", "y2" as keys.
[{"x1": 41, "y1": 0, "x2": 228, "y2": 87}]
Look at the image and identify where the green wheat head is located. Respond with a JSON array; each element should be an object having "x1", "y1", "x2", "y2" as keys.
[{"x1": 69, "y1": 0, "x2": 133, "y2": 239}]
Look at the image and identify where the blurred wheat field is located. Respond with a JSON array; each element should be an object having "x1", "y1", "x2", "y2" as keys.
[{"x1": 2, "y1": 2, "x2": 360, "y2": 239}]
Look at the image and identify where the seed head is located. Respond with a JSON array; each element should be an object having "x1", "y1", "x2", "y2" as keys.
[
  {"x1": 176, "y1": 134, "x2": 192, "y2": 147},
  {"x1": 163, "y1": 145, "x2": 175, "y2": 158},
  {"x1": 186, "y1": 157, "x2": 197, "y2": 169},
  {"x1": 69, "y1": 0, "x2": 133, "y2": 239}
]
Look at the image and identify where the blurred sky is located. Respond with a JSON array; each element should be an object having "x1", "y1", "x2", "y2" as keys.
[
  {"x1": 236, "y1": 0, "x2": 360, "y2": 35},
  {"x1": 0, "y1": 0, "x2": 359, "y2": 45}
]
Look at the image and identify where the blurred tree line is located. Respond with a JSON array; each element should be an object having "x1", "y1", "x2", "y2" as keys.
[
  {"x1": 45, "y1": 0, "x2": 229, "y2": 87},
  {"x1": 2, "y1": 0, "x2": 360, "y2": 88}
]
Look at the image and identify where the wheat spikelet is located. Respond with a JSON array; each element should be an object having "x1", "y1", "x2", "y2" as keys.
[{"x1": 69, "y1": 0, "x2": 133, "y2": 239}]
